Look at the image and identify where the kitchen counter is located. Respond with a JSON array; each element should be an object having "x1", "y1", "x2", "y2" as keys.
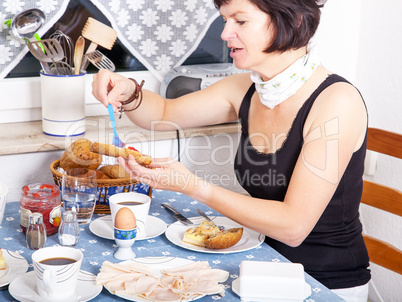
[{"x1": 0, "y1": 115, "x2": 240, "y2": 156}]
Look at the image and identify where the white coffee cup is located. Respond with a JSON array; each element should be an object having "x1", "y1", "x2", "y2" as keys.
[
  {"x1": 32, "y1": 246, "x2": 83, "y2": 299},
  {"x1": 109, "y1": 192, "x2": 151, "y2": 235}
]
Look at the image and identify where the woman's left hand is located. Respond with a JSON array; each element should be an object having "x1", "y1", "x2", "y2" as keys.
[{"x1": 118, "y1": 155, "x2": 204, "y2": 195}]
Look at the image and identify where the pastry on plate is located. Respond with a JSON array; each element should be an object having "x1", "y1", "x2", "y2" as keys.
[
  {"x1": 183, "y1": 220, "x2": 243, "y2": 249},
  {"x1": 205, "y1": 227, "x2": 244, "y2": 249},
  {"x1": 0, "y1": 248, "x2": 6, "y2": 270}
]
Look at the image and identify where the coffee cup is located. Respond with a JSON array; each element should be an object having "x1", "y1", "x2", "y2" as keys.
[
  {"x1": 109, "y1": 192, "x2": 151, "y2": 236},
  {"x1": 32, "y1": 246, "x2": 83, "y2": 299}
]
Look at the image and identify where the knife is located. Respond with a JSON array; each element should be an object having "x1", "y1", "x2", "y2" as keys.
[{"x1": 161, "y1": 202, "x2": 193, "y2": 225}]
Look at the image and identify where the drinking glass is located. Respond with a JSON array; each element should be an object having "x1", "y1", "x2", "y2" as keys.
[{"x1": 61, "y1": 168, "x2": 97, "y2": 224}]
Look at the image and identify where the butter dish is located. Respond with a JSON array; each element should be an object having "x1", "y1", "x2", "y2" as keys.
[{"x1": 232, "y1": 261, "x2": 312, "y2": 302}]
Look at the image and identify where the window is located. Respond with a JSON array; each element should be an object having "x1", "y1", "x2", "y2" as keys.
[{"x1": 6, "y1": 0, "x2": 231, "y2": 79}]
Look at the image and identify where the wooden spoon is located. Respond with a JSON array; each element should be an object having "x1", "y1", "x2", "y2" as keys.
[{"x1": 74, "y1": 36, "x2": 85, "y2": 75}]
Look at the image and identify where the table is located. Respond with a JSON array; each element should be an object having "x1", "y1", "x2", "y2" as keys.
[{"x1": 0, "y1": 189, "x2": 343, "y2": 301}]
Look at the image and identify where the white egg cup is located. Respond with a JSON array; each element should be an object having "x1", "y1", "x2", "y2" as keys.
[{"x1": 114, "y1": 227, "x2": 137, "y2": 260}]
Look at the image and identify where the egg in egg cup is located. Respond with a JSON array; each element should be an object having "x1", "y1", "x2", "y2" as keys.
[
  {"x1": 114, "y1": 227, "x2": 137, "y2": 260},
  {"x1": 113, "y1": 207, "x2": 137, "y2": 260}
]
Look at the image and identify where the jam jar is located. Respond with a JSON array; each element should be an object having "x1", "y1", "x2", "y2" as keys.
[{"x1": 20, "y1": 183, "x2": 61, "y2": 236}]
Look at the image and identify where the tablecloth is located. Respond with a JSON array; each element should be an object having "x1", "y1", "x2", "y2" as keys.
[
  {"x1": 0, "y1": 189, "x2": 344, "y2": 301},
  {"x1": 0, "y1": 0, "x2": 219, "y2": 81}
]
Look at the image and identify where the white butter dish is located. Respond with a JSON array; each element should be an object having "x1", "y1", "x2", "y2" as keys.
[{"x1": 232, "y1": 261, "x2": 312, "y2": 302}]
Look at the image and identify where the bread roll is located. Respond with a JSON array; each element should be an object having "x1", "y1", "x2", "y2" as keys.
[
  {"x1": 60, "y1": 138, "x2": 102, "y2": 171},
  {"x1": 204, "y1": 228, "x2": 243, "y2": 249},
  {"x1": 94, "y1": 170, "x2": 111, "y2": 180},
  {"x1": 183, "y1": 220, "x2": 243, "y2": 249},
  {"x1": 100, "y1": 164, "x2": 130, "y2": 179}
]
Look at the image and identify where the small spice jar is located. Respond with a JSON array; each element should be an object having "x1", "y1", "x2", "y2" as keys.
[
  {"x1": 20, "y1": 183, "x2": 61, "y2": 235},
  {"x1": 26, "y1": 212, "x2": 47, "y2": 250},
  {"x1": 58, "y1": 210, "x2": 80, "y2": 246}
]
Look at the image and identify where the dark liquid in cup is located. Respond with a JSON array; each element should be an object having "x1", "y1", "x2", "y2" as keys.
[
  {"x1": 39, "y1": 257, "x2": 77, "y2": 265},
  {"x1": 117, "y1": 201, "x2": 143, "y2": 206}
]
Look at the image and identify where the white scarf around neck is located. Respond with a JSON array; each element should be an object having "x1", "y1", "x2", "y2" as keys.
[{"x1": 250, "y1": 43, "x2": 320, "y2": 109}]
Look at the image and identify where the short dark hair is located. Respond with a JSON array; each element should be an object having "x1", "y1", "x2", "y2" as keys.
[{"x1": 214, "y1": 0, "x2": 325, "y2": 53}]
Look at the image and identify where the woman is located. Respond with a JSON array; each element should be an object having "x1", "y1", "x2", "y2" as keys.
[{"x1": 91, "y1": 0, "x2": 370, "y2": 300}]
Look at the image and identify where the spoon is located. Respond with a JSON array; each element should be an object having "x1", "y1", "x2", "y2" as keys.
[
  {"x1": 107, "y1": 103, "x2": 125, "y2": 148},
  {"x1": 73, "y1": 36, "x2": 85, "y2": 75},
  {"x1": 11, "y1": 8, "x2": 45, "y2": 42},
  {"x1": 10, "y1": 8, "x2": 48, "y2": 70}
]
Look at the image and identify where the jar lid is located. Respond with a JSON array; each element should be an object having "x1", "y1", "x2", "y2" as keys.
[
  {"x1": 28, "y1": 212, "x2": 43, "y2": 224},
  {"x1": 22, "y1": 183, "x2": 60, "y2": 199},
  {"x1": 63, "y1": 210, "x2": 77, "y2": 223}
]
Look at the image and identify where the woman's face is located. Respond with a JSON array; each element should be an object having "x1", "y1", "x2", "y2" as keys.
[{"x1": 220, "y1": 0, "x2": 272, "y2": 71}]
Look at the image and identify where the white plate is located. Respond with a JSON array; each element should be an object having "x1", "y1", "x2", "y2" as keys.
[
  {"x1": 0, "y1": 249, "x2": 28, "y2": 287},
  {"x1": 89, "y1": 215, "x2": 167, "y2": 241},
  {"x1": 232, "y1": 278, "x2": 312, "y2": 302},
  {"x1": 104, "y1": 257, "x2": 205, "y2": 302},
  {"x1": 165, "y1": 216, "x2": 265, "y2": 254},
  {"x1": 8, "y1": 270, "x2": 102, "y2": 302}
]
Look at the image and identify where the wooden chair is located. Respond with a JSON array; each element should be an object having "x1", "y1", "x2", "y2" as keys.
[{"x1": 361, "y1": 127, "x2": 402, "y2": 275}]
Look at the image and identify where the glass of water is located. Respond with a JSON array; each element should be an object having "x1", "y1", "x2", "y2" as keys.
[{"x1": 61, "y1": 168, "x2": 97, "y2": 224}]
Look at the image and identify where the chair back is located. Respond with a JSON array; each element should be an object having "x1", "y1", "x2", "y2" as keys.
[{"x1": 361, "y1": 127, "x2": 402, "y2": 275}]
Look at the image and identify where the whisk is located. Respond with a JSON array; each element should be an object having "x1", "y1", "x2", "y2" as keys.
[{"x1": 49, "y1": 30, "x2": 74, "y2": 75}]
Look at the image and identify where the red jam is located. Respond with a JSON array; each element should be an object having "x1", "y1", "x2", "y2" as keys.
[
  {"x1": 20, "y1": 183, "x2": 61, "y2": 236},
  {"x1": 128, "y1": 146, "x2": 139, "y2": 152}
]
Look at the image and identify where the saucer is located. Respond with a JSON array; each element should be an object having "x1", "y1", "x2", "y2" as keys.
[
  {"x1": 0, "y1": 249, "x2": 28, "y2": 287},
  {"x1": 89, "y1": 215, "x2": 167, "y2": 240},
  {"x1": 8, "y1": 270, "x2": 102, "y2": 302}
]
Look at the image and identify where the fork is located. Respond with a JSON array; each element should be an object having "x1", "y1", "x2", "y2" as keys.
[
  {"x1": 107, "y1": 103, "x2": 125, "y2": 147},
  {"x1": 85, "y1": 50, "x2": 115, "y2": 71},
  {"x1": 197, "y1": 209, "x2": 225, "y2": 230}
]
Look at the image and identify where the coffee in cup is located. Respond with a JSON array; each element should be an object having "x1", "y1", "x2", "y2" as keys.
[
  {"x1": 32, "y1": 246, "x2": 83, "y2": 299},
  {"x1": 109, "y1": 192, "x2": 151, "y2": 236}
]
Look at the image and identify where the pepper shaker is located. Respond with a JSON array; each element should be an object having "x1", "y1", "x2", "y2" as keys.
[
  {"x1": 26, "y1": 213, "x2": 47, "y2": 250},
  {"x1": 58, "y1": 210, "x2": 80, "y2": 246}
]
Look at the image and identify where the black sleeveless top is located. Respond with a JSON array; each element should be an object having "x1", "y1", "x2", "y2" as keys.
[{"x1": 234, "y1": 74, "x2": 371, "y2": 289}]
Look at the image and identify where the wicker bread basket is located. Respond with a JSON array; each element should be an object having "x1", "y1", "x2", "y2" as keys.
[{"x1": 50, "y1": 159, "x2": 152, "y2": 214}]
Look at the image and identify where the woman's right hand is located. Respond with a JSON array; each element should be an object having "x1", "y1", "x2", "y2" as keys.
[{"x1": 91, "y1": 69, "x2": 135, "y2": 110}]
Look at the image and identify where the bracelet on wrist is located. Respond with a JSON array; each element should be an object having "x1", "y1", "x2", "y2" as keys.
[{"x1": 118, "y1": 78, "x2": 145, "y2": 119}]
